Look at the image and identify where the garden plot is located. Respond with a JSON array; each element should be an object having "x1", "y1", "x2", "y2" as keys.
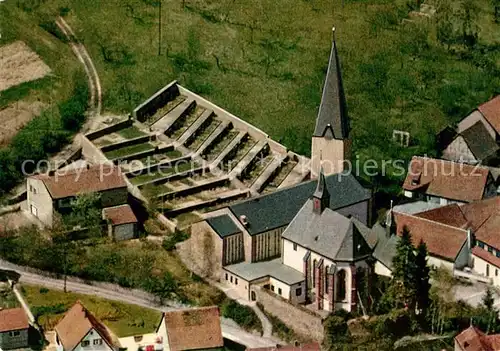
[
  {"x1": 166, "y1": 106, "x2": 206, "y2": 140},
  {"x1": 263, "y1": 159, "x2": 298, "y2": 193},
  {"x1": 240, "y1": 152, "x2": 275, "y2": 187},
  {"x1": 0, "y1": 100, "x2": 45, "y2": 146},
  {"x1": 164, "y1": 183, "x2": 236, "y2": 208},
  {"x1": 185, "y1": 117, "x2": 221, "y2": 151},
  {"x1": 93, "y1": 125, "x2": 147, "y2": 147},
  {"x1": 145, "y1": 95, "x2": 186, "y2": 126},
  {"x1": 104, "y1": 141, "x2": 157, "y2": 160},
  {"x1": 0, "y1": 41, "x2": 51, "y2": 92},
  {"x1": 221, "y1": 136, "x2": 257, "y2": 172},
  {"x1": 202, "y1": 129, "x2": 239, "y2": 162},
  {"x1": 130, "y1": 160, "x2": 200, "y2": 185}
]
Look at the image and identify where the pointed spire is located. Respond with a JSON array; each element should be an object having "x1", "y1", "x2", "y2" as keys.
[
  {"x1": 313, "y1": 167, "x2": 330, "y2": 214},
  {"x1": 313, "y1": 26, "x2": 350, "y2": 140}
]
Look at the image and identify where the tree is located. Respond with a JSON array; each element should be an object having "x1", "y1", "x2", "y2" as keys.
[
  {"x1": 390, "y1": 226, "x2": 418, "y2": 309},
  {"x1": 493, "y1": 0, "x2": 500, "y2": 23},
  {"x1": 482, "y1": 286, "x2": 498, "y2": 333},
  {"x1": 459, "y1": 0, "x2": 480, "y2": 49},
  {"x1": 415, "y1": 240, "x2": 431, "y2": 315},
  {"x1": 64, "y1": 192, "x2": 103, "y2": 238}
]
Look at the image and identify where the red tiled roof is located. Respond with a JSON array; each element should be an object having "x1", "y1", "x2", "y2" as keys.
[
  {"x1": 103, "y1": 205, "x2": 137, "y2": 225},
  {"x1": 246, "y1": 343, "x2": 321, "y2": 351},
  {"x1": 461, "y1": 197, "x2": 500, "y2": 232},
  {"x1": 472, "y1": 247, "x2": 500, "y2": 269},
  {"x1": 455, "y1": 325, "x2": 500, "y2": 351},
  {"x1": 403, "y1": 156, "x2": 490, "y2": 203},
  {"x1": 55, "y1": 301, "x2": 120, "y2": 351},
  {"x1": 478, "y1": 95, "x2": 500, "y2": 134},
  {"x1": 415, "y1": 203, "x2": 469, "y2": 228},
  {"x1": 474, "y1": 215, "x2": 500, "y2": 250},
  {"x1": 163, "y1": 306, "x2": 223, "y2": 351},
  {"x1": 393, "y1": 212, "x2": 468, "y2": 261},
  {"x1": 0, "y1": 308, "x2": 29, "y2": 332},
  {"x1": 31, "y1": 165, "x2": 127, "y2": 200}
]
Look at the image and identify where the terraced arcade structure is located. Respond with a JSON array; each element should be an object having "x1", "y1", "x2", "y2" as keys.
[{"x1": 81, "y1": 81, "x2": 310, "y2": 229}]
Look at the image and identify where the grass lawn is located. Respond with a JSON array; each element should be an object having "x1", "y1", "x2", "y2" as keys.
[
  {"x1": 21, "y1": 284, "x2": 161, "y2": 337},
  {"x1": 4, "y1": 0, "x2": 499, "y2": 191},
  {"x1": 105, "y1": 142, "x2": 155, "y2": 159},
  {"x1": 117, "y1": 125, "x2": 147, "y2": 139}
]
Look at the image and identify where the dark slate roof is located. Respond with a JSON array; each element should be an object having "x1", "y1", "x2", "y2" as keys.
[
  {"x1": 282, "y1": 201, "x2": 372, "y2": 261},
  {"x1": 229, "y1": 173, "x2": 371, "y2": 236},
  {"x1": 313, "y1": 31, "x2": 350, "y2": 140},
  {"x1": 373, "y1": 232, "x2": 400, "y2": 270},
  {"x1": 206, "y1": 215, "x2": 241, "y2": 238},
  {"x1": 460, "y1": 121, "x2": 499, "y2": 161}
]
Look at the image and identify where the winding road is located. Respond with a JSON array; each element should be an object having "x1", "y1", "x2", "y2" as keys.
[{"x1": 0, "y1": 259, "x2": 278, "y2": 348}]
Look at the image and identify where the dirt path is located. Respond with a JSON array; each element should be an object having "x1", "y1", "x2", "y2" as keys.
[{"x1": 55, "y1": 17, "x2": 102, "y2": 120}]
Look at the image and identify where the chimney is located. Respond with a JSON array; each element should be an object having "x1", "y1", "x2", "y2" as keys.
[{"x1": 239, "y1": 215, "x2": 248, "y2": 227}]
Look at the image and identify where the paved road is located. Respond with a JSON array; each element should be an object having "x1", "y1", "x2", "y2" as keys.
[
  {"x1": 0, "y1": 264, "x2": 278, "y2": 348},
  {"x1": 454, "y1": 280, "x2": 500, "y2": 308}
]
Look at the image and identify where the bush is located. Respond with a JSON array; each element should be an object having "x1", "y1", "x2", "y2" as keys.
[
  {"x1": 324, "y1": 315, "x2": 350, "y2": 348},
  {"x1": 32, "y1": 303, "x2": 67, "y2": 319},
  {"x1": 220, "y1": 298, "x2": 262, "y2": 333},
  {"x1": 39, "y1": 20, "x2": 68, "y2": 42},
  {"x1": 39, "y1": 287, "x2": 49, "y2": 294},
  {"x1": 162, "y1": 230, "x2": 190, "y2": 251}
]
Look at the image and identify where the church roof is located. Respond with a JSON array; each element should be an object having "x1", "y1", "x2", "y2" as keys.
[
  {"x1": 313, "y1": 28, "x2": 350, "y2": 140},
  {"x1": 282, "y1": 200, "x2": 372, "y2": 262},
  {"x1": 228, "y1": 173, "x2": 371, "y2": 236}
]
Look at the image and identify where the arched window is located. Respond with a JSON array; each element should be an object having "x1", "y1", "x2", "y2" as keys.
[
  {"x1": 312, "y1": 259, "x2": 317, "y2": 284},
  {"x1": 325, "y1": 266, "x2": 330, "y2": 291},
  {"x1": 336, "y1": 269, "x2": 347, "y2": 301}
]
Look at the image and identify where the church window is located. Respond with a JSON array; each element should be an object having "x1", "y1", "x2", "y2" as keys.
[{"x1": 336, "y1": 269, "x2": 347, "y2": 301}]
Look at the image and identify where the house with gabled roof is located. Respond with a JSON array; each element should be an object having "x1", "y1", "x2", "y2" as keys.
[
  {"x1": 26, "y1": 164, "x2": 138, "y2": 240},
  {"x1": 0, "y1": 308, "x2": 30, "y2": 350},
  {"x1": 54, "y1": 301, "x2": 121, "y2": 351},
  {"x1": 455, "y1": 325, "x2": 500, "y2": 351},
  {"x1": 402, "y1": 156, "x2": 497, "y2": 205},
  {"x1": 156, "y1": 307, "x2": 223, "y2": 351},
  {"x1": 439, "y1": 95, "x2": 500, "y2": 166}
]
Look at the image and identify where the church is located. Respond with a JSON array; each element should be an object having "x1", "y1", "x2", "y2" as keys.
[{"x1": 189, "y1": 28, "x2": 379, "y2": 314}]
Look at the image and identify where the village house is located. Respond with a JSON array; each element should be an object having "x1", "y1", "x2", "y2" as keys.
[
  {"x1": 454, "y1": 325, "x2": 500, "y2": 351},
  {"x1": 402, "y1": 156, "x2": 497, "y2": 205},
  {"x1": 156, "y1": 307, "x2": 223, "y2": 351},
  {"x1": 0, "y1": 308, "x2": 30, "y2": 350},
  {"x1": 440, "y1": 95, "x2": 500, "y2": 166},
  {"x1": 54, "y1": 301, "x2": 122, "y2": 351},
  {"x1": 26, "y1": 164, "x2": 138, "y2": 240}
]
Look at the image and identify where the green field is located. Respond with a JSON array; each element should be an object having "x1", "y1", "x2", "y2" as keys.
[
  {"x1": 21, "y1": 284, "x2": 161, "y2": 337},
  {"x1": 2, "y1": 0, "x2": 499, "y2": 189}
]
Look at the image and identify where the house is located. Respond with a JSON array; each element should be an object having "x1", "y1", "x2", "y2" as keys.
[
  {"x1": 156, "y1": 307, "x2": 223, "y2": 351},
  {"x1": 402, "y1": 156, "x2": 496, "y2": 205},
  {"x1": 0, "y1": 308, "x2": 30, "y2": 350},
  {"x1": 54, "y1": 301, "x2": 121, "y2": 351},
  {"x1": 246, "y1": 343, "x2": 321, "y2": 351},
  {"x1": 440, "y1": 95, "x2": 500, "y2": 166},
  {"x1": 454, "y1": 325, "x2": 500, "y2": 351},
  {"x1": 27, "y1": 164, "x2": 138, "y2": 240}
]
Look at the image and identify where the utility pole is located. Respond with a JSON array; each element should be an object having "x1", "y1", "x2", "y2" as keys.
[
  {"x1": 63, "y1": 243, "x2": 68, "y2": 293},
  {"x1": 158, "y1": 0, "x2": 162, "y2": 56}
]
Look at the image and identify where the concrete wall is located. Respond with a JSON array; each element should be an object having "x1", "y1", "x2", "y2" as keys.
[
  {"x1": 79, "y1": 134, "x2": 110, "y2": 164},
  {"x1": 457, "y1": 111, "x2": 497, "y2": 139},
  {"x1": 311, "y1": 137, "x2": 351, "y2": 178},
  {"x1": 268, "y1": 278, "x2": 305, "y2": 304},
  {"x1": 26, "y1": 178, "x2": 53, "y2": 227},
  {"x1": 255, "y1": 287, "x2": 324, "y2": 342},
  {"x1": 374, "y1": 261, "x2": 392, "y2": 277},
  {"x1": 113, "y1": 223, "x2": 136, "y2": 241},
  {"x1": 442, "y1": 136, "x2": 477, "y2": 163},
  {"x1": 0, "y1": 329, "x2": 29, "y2": 350},
  {"x1": 85, "y1": 119, "x2": 133, "y2": 141},
  {"x1": 183, "y1": 220, "x2": 222, "y2": 278},
  {"x1": 133, "y1": 81, "x2": 180, "y2": 122}
]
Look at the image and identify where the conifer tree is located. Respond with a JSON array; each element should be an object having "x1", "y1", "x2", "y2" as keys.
[
  {"x1": 390, "y1": 226, "x2": 418, "y2": 309},
  {"x1": 415, "y1": 240, "x2": 431, "y2": 315}
]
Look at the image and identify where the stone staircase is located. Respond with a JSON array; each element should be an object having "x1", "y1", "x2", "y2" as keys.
[{"x1": 151, "y1": 98, "x2": 195, "y2": 133}]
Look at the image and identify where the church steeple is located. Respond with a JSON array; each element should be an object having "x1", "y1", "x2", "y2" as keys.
[
  {"x1": 312, "y1": 168, "x2": 330, "y2": 214},
  {"x1": 313, "y1": 27, "x2": 350, "y2": 140}
]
